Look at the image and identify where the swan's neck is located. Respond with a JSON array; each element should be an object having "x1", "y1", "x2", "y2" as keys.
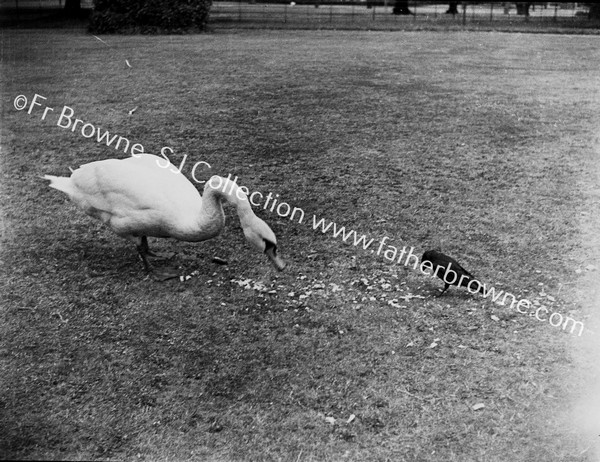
[{"x1": 200, "y1": 175, "x2": 255, "y2": 230}]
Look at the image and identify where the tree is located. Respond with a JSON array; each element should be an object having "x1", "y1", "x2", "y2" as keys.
[
  {"x1": 586, "y1": 3, "x2": 600, "y2": 20},
  {"x1": 515, "y1": 2, "x2": 531, "y2": 16},
  {"x1": 64, "y1": 0, "x2": 82, "y2": 16},
  {"x1": 446, "y1": 1, "x2": 458, "y2": 15},
  {"x1": 89, "y1": 0, "x2": 212, "y2": 33},
  {"x1": 392, "y1": 0, "x2": 413, "y2": 15}
]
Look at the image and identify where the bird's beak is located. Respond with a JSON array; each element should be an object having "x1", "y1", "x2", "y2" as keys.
[{"x1": 265, "y1": 245, "x2": 286, "y2": 271}]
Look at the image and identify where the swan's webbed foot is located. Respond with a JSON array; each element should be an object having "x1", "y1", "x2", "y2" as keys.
[
  {"x1": 151, "y1": 268, "x2": 181, "y2": 281},
  {"x1": 146, "y1": 250, "x2": 176, "y2": 261}
]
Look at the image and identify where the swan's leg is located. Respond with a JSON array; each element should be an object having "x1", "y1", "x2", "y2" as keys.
[
  {"x1": 140, "y1": 236, "x2": 175, "y2": 260},
  {"x1": 136, "y1": 237, "x2": 153, "y2": 271},
  {"x1": 136, "y1": 236, "x2": 179, "y2": 281}
]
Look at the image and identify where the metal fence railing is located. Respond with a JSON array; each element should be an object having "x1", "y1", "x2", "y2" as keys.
[
  {"x1": 209, "y1": 2, "x2": 593, "y2": 29},
  {"x1": 0, "y1": 1, "x2": 594, "y2": 30},
  {"x1": 0, "y1": 0, "x2": 93, "y2": 8}
]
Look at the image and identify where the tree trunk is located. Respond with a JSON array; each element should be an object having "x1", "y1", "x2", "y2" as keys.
[
  {"x1": 589, "y1": 4, "x2": 600, "y2": 20},
  {"x1": 446, "y1": 2, "x2": 458, "y2": 15},
  {"x1": 392, "y1": 0, "x2": 412, "y2": 15},
  {"x1": 64, "y1": 0, "x2": 81, "y2": 14},
  {"x1": 515, "y1": 2, "x2": 531, "y2": 16}
]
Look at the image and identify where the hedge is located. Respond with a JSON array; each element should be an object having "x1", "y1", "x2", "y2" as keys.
[{"x1": 89, "y1": 0, "x2": 212, "y2": 33}]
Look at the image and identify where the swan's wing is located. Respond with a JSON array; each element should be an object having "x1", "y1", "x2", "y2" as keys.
[{"x1": 70, "y1": 155, "x2": 202, "y2": 235}]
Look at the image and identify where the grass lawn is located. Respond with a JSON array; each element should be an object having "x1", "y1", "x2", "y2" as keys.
[{"x1": 1, "y1": 28, "x2": 600, "y2": 461}]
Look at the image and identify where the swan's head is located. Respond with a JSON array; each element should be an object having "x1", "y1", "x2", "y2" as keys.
[
  {"x1": 207, "y1": 175, "x2": 286, "y2": 271},
  {"x1": 242, "y1": 216, "x2": 286, "y2": 271}
]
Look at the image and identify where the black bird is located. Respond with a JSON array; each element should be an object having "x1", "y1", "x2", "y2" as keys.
[{"x1": 421, "y1": 250, "x2": 485, "y2": 296}]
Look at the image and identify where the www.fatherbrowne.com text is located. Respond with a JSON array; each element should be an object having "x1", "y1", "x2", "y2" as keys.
[
  {"x1": 206, "y1": 175, "x2": 584, "y2": 337},
  {"x1": 17, "y1": 93, "x2": 585, "y2": 337}
]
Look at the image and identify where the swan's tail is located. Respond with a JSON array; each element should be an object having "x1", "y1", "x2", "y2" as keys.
[{"x1": 42, "y1": 174, "x2": 75, "y2": 197}]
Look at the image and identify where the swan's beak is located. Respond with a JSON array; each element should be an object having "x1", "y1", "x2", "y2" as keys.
[{"x1": 265, "y1": 246, "x2": 286, "y2": 271}]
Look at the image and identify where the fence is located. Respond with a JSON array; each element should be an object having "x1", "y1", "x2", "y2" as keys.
[
  {"x1": 0, "y1": 0, "x2": 93, "y2": 8},
  {"x1": 210, "y1": 2, "x2": 593, "y2": 30},
  {"x1": 0, "y1": 1, "x2": 594, "y2": 31}
]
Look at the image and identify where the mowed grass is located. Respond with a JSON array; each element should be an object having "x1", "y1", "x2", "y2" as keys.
[{"x1": 1, "y1": 29, "x2": 600, "y2": 461}]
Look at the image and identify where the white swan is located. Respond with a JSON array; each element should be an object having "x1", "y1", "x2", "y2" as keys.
[{"x1": 42, "y1": 154, "x2": 286, "y2": 276}]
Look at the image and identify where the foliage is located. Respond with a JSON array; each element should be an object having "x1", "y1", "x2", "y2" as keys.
[
  {"x1": 515, "y1": 2, "x2": 531, "y2": 16},
  {"x1": 89, "y1": 0, "x2": 212, "y2": 33},
  {"x1": 584, "y1": 3, "x2": 600, "y2": 20}
]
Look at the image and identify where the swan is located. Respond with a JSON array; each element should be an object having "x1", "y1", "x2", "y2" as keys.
[{"x1": 42, "y1": 154, "x2": 286, "y2": 277}]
